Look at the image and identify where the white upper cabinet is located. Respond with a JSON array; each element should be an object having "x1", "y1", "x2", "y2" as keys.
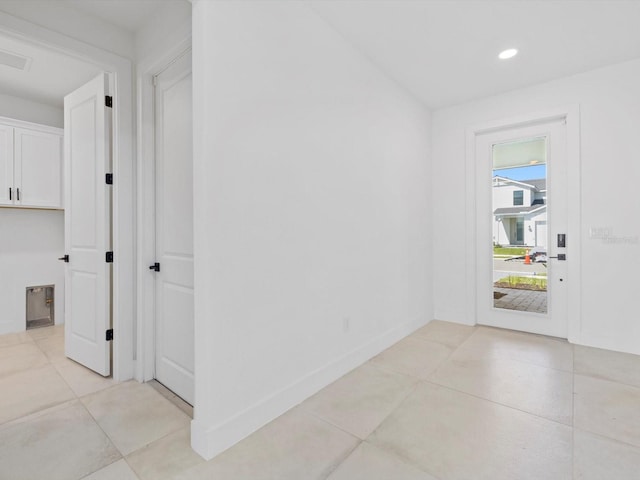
[
  {"x1": 0, "y1": 124, "x2": 14, "y2": 205},
  {"x1": 15, "y1": 128, "x2": 63, "y2": 208},
  {"x1": 0, "y1": 118, "x2": 63, "y2": 209}
]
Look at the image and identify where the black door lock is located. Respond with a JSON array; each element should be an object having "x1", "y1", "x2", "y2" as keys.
[{"x1": 557, "y1": 234, "x2": 566, "y2": 248}]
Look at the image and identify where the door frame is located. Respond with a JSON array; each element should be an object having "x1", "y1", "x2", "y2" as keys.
[
  {"x1": 464, "y1": 106, "x2": 582, "y2": 344},
  {"x1": 0, "y1": 12, "x2": 135, "y2": 381},
  {"x1": 136, "y1": 37, "x2": 192, "y2": 383}
]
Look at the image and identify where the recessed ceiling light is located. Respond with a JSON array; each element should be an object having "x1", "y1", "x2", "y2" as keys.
[{"x1": 498, "y1": 48, "x2": 518, "y2": 60}]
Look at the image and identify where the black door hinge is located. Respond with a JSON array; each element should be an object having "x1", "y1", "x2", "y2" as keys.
[
  {"x1": 105, "y1": 329, "x2": 113, "y2": 341},
  {"x1": 106, "y1": 173, "x2": 113, "y2": 185},
  {"x1": 105, "y1": 251, "x2": 114, "y2": 263},
  {"x1": 105, "y1": 96, "x2": 113, "y2": 108}
]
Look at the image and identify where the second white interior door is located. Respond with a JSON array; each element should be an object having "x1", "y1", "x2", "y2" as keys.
[{"x1": 154, "y1": 51, "x2": 194, "y2": 404}]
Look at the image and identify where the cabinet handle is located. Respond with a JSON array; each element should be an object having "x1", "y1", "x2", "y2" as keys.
[
  {"x1": 16, "y1": 188, "x2": 19, "y2": 201},
  {"x1": 8, "y1": 188, "x2": 11, "y2": 200}
]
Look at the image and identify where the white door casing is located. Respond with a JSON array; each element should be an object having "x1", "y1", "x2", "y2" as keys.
[
  {"x1": 153, "y1": 51, "x2": 194, "y2": 404},
  {"x1": 476, "y1": 119, "x2": 568, "y2": 338},
  {"x1": 63, "y1": 73, "x2": 112, "y2": 376}
]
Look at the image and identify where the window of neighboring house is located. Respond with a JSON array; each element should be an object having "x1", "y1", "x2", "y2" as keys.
[{"x1": 513, "y1": 190, "x2": 524, "y2": 206}]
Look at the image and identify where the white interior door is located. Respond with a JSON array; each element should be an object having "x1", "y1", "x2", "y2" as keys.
[
  {"x1": 63, "y1": 73, "x2": 112, "y2": 376},
  {"x1": 476, "y1": 119, "x2": 568, "y2": 338},
  {"x1": 153, "y1": 51, "x2": 194, "y2": 404}
]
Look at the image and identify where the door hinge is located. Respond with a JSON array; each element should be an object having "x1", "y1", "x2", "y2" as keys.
[
  {"x1": 105, "y1": 173, "x2": 113, "y2": 185},
  {"x1": 105, "y1": 251, "x2": 114, "y2": 263},
  {"x1": 105, "y1": 329, "x2": 113, "y2": 341},
  {"x1": 105, "y1": 96, "x2": 113, "y2": 108}
]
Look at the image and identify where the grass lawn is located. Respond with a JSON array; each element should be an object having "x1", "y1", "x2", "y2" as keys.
[
  {"x1": 495, "y1": 275, "x2": 547, "y2": 291},
  {"x1": 493, "y1": 247, "x2": 527, "y2": 256}
]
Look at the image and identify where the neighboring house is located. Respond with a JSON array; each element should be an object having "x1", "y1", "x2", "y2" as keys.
[{"x1": 493, "y1": 176, "x2": 547, "y2": 247}]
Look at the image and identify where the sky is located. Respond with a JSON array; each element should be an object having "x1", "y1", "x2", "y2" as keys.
[{"x1": 493, "y1": 164, "x2": 546, "y2": 181}]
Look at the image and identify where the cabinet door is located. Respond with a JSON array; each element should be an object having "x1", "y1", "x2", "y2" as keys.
[
  {"x1": 14, "y1": 127, "x2": 63, "y2": 208},
  {"x1": 0, "y1": 124, "x2": 14, "y2": 206}
]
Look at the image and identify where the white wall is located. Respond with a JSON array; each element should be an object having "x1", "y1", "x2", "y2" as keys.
[
  {"x1": 433, "y1": 58, "x2": 640, "y2": 355},
  {"x1": 0, "y1": 93, "x2": 63, "y2": 128},
  {"x1": 192, "y1": 0, "x2": 432, "y2": 459},
  {"x1": 0, "y1": 208, "x2": 64, "y2": 334}
]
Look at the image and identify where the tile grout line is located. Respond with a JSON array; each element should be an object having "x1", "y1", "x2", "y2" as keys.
[
  {"x1": 77, "y1": 383, "x2": 192, "y2": 480},
  {"x1": 419, "y1": 377, "x2": 574, "y2": 428},
  {"x1": 301, "y1": 377, "x2": 421, "y2": 443},
  {"x1": 573, "y1": 425, "x2": 640, "y2": 451},
  {"x1": 305, "y1": 330, "x2": 456, "y2": 480},
  {"x1": 573, "y1": 370, "x2": 640, "y2": 391},
  {"x1": 76, "y1": 394, "x2": 127, "y2": 477},
  {"x1": 449, "y1": 345, "x2": 574, "y2": 374},
  {"x1": 359, "y1": 437, "x2": 444, "y2": 480},
  {"x1": 359, "y1": 378, "x2": 447, "y2": 480},
  {"x1": 1, "y1": 327, "x2": 124, "y2": 480},
  {"x1": 318, "y1": 438, "x2": 363, "y2": 480},
  {"x1": 374, "y1": 327, "x2": 575, "y2": 426}
]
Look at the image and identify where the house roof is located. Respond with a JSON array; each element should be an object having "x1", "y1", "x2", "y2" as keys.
[
  {"x1": 494, "y1": 205, "x2": 547, "y2": 216},
  {"x1": 493, "y1": 176, "x2": 546, "y2": 192},
  {"x1": 521, "y1": 178, "x2": 547, "y2": 191}
]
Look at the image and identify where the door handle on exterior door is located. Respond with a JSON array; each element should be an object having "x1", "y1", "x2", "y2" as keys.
[
  {"x1": 58, "y1": 255, "x2": 69, "y2": 262},
  {"x1": 549, "y1": 254, "x2": 566, "y2": 260},
  {"x1": 149, "y1": 262, "x2": 160, "y2": 272}
]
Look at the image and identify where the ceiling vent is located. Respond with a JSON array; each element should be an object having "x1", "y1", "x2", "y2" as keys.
[{"x1": 0, "y1": 49, "x2": 31, "y2": 71}]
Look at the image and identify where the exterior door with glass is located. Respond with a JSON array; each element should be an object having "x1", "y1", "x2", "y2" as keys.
[{"x1": 475, "y1": 119, "x2": 568, "y2": 338}]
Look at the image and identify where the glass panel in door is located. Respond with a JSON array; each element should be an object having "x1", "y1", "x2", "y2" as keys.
[{"x1": 492, "y1": 136, "x2": 548, "y2": 314}]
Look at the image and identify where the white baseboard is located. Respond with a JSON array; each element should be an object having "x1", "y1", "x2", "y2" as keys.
[
  {"x1": 575, "y1": 333, "x2": 640, "y2": 357},
  {"x1": 190, "y1": 316, "x2": 429, "y2": 460}
]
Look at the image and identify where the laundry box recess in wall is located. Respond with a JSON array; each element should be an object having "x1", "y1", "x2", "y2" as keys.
[{"x1": 26, "y1": 285, "x2": 54, "y2": 329}]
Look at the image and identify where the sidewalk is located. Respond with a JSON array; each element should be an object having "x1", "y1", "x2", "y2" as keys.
[{"x1": 494, "y1": 287, "x2": 547, "y2": 314}]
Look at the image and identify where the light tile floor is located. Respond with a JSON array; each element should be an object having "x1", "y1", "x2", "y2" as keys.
[{"x1": 1, "y1": 321, "x2": 640, "y2": 479}]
